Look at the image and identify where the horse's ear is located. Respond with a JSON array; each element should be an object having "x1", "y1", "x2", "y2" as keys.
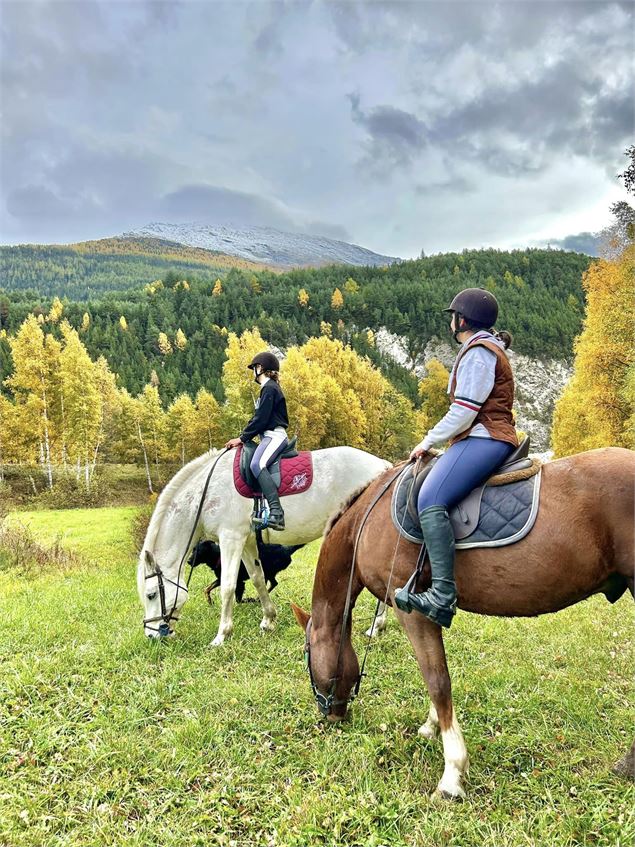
[
  {"x1": 144, "y1": 550, "x2": 157, "y2": 571},
  {"x1": 290, "y1": 602, "x2": 310, "y2": 629}
]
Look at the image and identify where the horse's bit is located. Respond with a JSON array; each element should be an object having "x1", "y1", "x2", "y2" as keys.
[{"x1": 142, "y1": 448, "x2": 229, "y2": 635}]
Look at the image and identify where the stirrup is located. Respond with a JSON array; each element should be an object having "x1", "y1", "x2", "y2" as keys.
[{"x1": 402, "y1": 589, "x2": 456, "y2": 628}]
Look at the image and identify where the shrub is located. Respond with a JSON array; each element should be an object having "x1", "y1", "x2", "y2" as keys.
[{"x1": 0, "y1": 522, "x2": 82, "y2": 576}]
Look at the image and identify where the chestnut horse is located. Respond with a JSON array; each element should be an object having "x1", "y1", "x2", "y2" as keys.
[{"x1": 294, "y1": 447, "x2": 634, "y2": 799}]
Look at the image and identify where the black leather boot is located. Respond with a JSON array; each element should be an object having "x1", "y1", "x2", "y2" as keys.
[
  {"x1": 256, "y1": 468, "x2": 285, "y2": 531},
  {"x1": 394, "y1": 505, "x2": 457, "y2": 627}
]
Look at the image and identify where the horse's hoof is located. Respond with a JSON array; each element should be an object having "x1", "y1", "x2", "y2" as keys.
[
  {"x1": 260, "y1": 618, "x2": 275, "y2": 632},
  {"x1": 431, "y1": 786, "x2": 466, "y2": 803},
  {"x1": 210, "y1": 634, "x2": 228, "y2": 647},
  {"x1": 418, "y1": 723, "x2": 439, "y2": 741}
]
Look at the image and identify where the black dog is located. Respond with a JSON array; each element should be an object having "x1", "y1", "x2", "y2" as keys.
[{"x1": 187, "y1": 539, "x2": 304, "y2": 603}]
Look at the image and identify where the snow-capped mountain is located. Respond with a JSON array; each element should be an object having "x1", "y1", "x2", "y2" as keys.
[{"x1": 125, "y1": 222, "x2": 399, "y2": 268}]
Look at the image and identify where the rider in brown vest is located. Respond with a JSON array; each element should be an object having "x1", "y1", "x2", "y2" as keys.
[{"x1": 395, "y1": 288, "x2": 518, "y2": 627}]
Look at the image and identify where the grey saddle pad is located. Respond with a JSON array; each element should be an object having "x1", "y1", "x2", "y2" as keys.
[{"x1": 391, "y1": 462, "x2": 542, "y2": 549}]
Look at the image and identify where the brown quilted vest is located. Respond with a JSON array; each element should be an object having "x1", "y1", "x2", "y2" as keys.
[{"x1": 449, "y1": 339, "x2": 518, "y2": 447}]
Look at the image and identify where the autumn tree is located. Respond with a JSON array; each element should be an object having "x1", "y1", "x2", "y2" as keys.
[
  {"x1": 418, "y1": 359, "x2": 451, "y2": 434},
  {"x1": 222, "y1": 328, "x2": 268, "y2": 438},
  {"x1": 552, "y1": 244, "x2": 635, "y2": 456},
  {"x1": 59, "y1": 321, "x2": 101, "y2": 488},
  {"x1": 6, "y1": 316, "x2": 60, "y2": 486}
]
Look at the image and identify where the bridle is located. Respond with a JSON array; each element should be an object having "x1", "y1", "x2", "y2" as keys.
[
  {"x1": 303, "y1": 462, "x2": 410, "y2": 717},
  {"x1": 143, "y1": 448, "x2": 229, "y2": 635}
]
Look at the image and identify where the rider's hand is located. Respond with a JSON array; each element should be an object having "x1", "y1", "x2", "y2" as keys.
[
  {"x1": 225, "y1": 437, "x2": 243, "y2": 449},
  {"x1": 409, "y1": 443, "x2": 431, "y2": 461}
]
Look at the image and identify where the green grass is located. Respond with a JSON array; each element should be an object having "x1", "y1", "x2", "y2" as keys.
[{"x1": 0, "y1": 507, "x2": 633, "y2": 846}]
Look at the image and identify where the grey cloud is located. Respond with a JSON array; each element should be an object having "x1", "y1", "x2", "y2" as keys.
[
  {"x1": 540, "y1": 232, "x2": 601, "y2": 256},
  {"x1": 349, "y1": 94, "x2": 427, "y2": 169},
  {"x1": 159, "y1": 185, "x2": 298, "y2": 230}
]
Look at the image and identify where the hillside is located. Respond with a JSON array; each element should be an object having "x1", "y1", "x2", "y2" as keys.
[
  {"x1": 128, "y1": 222, "x2": 400, "y2": 268},
  {"x1": 0, "y1": 237, "x2": 276, "y2": 300},
  {"x1": 0, "y1": 249, "x2": 591, "y2": 425}
]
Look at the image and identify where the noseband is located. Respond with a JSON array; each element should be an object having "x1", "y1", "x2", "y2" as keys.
[
  {"x1": 303, "y1": 619, "x2": 362, "y2": 717},
  {"x1": 143, "y1": 566, "x2": 189, "y2": 634},
  {"x1": 303, "y1": 463, "x2": 407, "y2": 717},
  {"x1": 142, "y1": 448, "x2": 229, "y2": 635}
]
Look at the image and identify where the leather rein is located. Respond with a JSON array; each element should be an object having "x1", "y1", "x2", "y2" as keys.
[
  {"x1": 143, "y1": 448, "x2": 229, "y2": 635},
  {"x1": 304, "y1": 461, "x2": 412, "y2": 716}
]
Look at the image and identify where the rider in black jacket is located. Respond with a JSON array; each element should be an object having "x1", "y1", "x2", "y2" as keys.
[{"x1": 225, "y1": 352, "x2": 289, "y2": 530}]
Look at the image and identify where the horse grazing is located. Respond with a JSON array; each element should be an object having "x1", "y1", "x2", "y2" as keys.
[
  {"x1": 294, "y1": 447, "x2": 634, "y2": 800},
  {"x1": 138, "y1": 446, "x2": 390, "y2": 645}
]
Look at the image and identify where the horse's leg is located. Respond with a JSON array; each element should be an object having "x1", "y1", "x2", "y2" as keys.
[
  {"x1": 365, "y1": 601, "x2": 388, "y2": 638},
  {"x1": 241, "y1": 539, "x2": 277, "y2": 633},
  {"x1": 394, "y1": 607, "x2": 468, "y2": 800},
  {"x1": 212, "y1": 531, "x2": 247, "y2": 647}
]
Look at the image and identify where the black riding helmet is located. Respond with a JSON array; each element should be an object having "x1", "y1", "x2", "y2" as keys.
[
  {"x1": 247, "y1": 351, "x2": 280, "y2": 372},
  {"x1": 444, "y1": 288, "x2": 499, "y2": 328}
]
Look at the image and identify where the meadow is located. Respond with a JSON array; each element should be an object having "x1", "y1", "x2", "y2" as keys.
[{"x1": 0, "y1": 506, "x2": 633, "y2": 847}]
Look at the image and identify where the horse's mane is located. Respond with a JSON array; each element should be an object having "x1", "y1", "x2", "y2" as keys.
[
  {"x1": 323, "y1": 482, "x2": 372, "y2": 538},
  {"x1": 145, "y1": 449, "x2": 225, "y2": 551}
]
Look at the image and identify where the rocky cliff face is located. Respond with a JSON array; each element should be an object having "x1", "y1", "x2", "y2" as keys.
[{"x1": 375, "y1": 329, "x2": 571, "y2": 454}]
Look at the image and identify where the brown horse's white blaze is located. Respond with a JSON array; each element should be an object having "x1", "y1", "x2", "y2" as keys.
[{"x1": 295, "y1": 447, "x2": 635, "y2": 800}]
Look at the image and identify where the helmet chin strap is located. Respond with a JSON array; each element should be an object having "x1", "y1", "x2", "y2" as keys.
[
  {"x1": 253, "y1": 365, "x2": 262, "y2": 384},
  {"x1": 451, "y1": 312, "x2": 466, "y2": 344}
]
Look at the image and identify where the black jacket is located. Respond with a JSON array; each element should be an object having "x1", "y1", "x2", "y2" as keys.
[{"x1": 240, "y1": 380, "x2": 289, "y2": 442}]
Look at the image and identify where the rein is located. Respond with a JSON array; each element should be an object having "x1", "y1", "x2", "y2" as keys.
[
  {"x1": 305, "y1": 461, "x2": 412, "y2": 716},
  {"x1": 143, "y1": 448, "x2": 229, "y2": 634}
]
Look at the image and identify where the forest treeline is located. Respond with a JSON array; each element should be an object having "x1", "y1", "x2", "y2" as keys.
[
  {"x1": 0, "y1": 247, "x2": 590, "y2": 407},
  {"x1": 0, "y1": 237, "x2": 273, "y2": 300},
  {"x1": 0, "y1": 240, "x2": 630, "y2": 499}
]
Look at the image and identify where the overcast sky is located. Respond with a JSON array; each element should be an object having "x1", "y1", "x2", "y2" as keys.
[{"x1": 1, "y1": 0, "x2": 633, "y2": 257}]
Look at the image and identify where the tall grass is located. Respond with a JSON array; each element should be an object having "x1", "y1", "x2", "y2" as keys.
[{"x1": 0, "y1": 507, "x2": 632, "y2": 846}]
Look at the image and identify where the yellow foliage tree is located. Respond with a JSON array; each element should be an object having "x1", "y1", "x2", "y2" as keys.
[
  {"x1": 47, "y1": 297, "x2": 64, "y2": 324},
  {"x1": 222, "y1": 328, "x2": 268, "y2": 437},
  {"x1": 344, "y1": 277, "x2": 359, "y2": 295},
  {"x1": 298, "y1": 288, "x2": 310, "y2": 307},
  {"x1": 81, "y1": 312, "x2": 90, "y2": 332},
  {"x1": 418, "y1": 359, "x2": 451, "y2": 434},
  {"x1": 193, "y1": 388, "x2": 223, "y2": 451},
  {"x1": 175, "y1": 328, "x2": 187, "y2": 351},
  {"x1": 166, "y1": 394, "x2": 198, "y2": 466},
  {"x1": 157, "y1": 332, "x2": 173, "y2": 355},
  {"x1": 552, "y1": 244, "x2": 635, "y2": 456},
  {"x1": 212, "y1": 279, "x2": 223, "y2": 296},
  {"x1": 331, "y1": 287, "x2": 344, "y2": 309},
  {"x1": 119, "y1": 315, "x2": 128, "y2": 331}
]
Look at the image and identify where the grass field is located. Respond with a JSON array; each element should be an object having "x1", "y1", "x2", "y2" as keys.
[{"x1": 0, "y1": 507, "x2": 633, "y2": 846}]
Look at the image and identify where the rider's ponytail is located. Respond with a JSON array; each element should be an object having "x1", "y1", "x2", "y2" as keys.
[
  {"x1": 264, "y1": 369, "x2": 280, "y2": 382},
  {"x1": 495, "y1": 329, "x2": 513, "y2": 350}
]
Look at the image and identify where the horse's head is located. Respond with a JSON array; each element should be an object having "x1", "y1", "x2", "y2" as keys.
[
  {"x1": 291, "y1": 603, "x2": 361, "y2": 722},
  {"x1": 138, "y1": 549, "x2": 190, "y2": 639}
]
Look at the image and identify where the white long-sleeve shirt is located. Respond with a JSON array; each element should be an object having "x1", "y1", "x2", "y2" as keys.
[{"x1": 419, "y1": 332, "x2": 506, "y2": 450}]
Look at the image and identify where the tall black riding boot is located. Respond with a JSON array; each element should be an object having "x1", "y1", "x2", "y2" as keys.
[
  {"x1": 256, "y1": 468, "x2": 285, "y2": 531},
  {"x1": 394, "y1": 505, "x2": 457, "y2": 628}
]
